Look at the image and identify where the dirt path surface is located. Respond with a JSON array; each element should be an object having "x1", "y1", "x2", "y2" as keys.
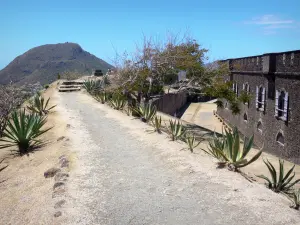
[{"x1": 55, "y1": 92, "x2": 300, "y2": 225}]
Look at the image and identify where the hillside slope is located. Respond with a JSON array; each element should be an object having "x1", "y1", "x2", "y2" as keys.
[{"x1": 0, "y1": 42, "x2": 113, "y2": 85}]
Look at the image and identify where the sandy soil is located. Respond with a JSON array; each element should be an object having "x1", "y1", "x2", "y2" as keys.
[
  {"x1": 1, "y1": 86, "x2": 300, "y2": 225},
  {"x1": 0, "y1": 83, "x2": 71, "y2": 225},
  {"x1": 57, "y1": 92, "x2": 300, "y2": 225}
]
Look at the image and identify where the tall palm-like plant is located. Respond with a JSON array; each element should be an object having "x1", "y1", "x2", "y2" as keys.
[
  {"x1": 27, "y1": 94, "x2": 56, "y2": 116},
  {"x1": 0, "y1": 110, "x2": 52, "y2": 155}
]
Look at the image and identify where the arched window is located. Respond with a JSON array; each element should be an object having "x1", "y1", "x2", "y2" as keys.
[
  {"x1": 243, "y1": 113, "x2": 248, "y2": 122},
  {"x1": 276, "y1": 131, "x2": 285, "y2": 146},
  {"x1": 257, "y1": 121, "x2": 262, "y2": 133},
  {"x1": 256, "y1": 86, "x2": 265, "y2": 111},
  {"x1": 275, "y1": 90, "x2": 289, "y2": 121}
]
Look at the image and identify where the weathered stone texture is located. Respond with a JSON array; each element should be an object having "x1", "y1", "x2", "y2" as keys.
[{"x1": 217, "y1": 50, "x2": 300, "y2": 163}]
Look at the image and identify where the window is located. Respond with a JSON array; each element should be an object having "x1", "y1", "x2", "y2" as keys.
[
  {"x1": 275, "y1": 90, "x2": 289, "y2": 121},
  {"x1": 243, "y1": 83, "x2": 250, "y2": 93},
  {"x1": 232, "y1": 82, "x2": 238, "y2": 96},
  {"x1": 243, "y1": 113, "x2": 248, "y2": 122},
  {"x1": 257, "y1": 121, "x2": 262, "y2": 133},
  {"x1": 276, "y1": 131, "x2": 285, "y2": 146},
  {"x1": 256, "y1": 86, "x2": 265, "y2": 111}
]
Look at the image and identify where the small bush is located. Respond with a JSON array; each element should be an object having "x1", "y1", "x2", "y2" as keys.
[
  {"x1": 286, "y1": 189, "x2": 300, "y2": 210},
  {"x1": 257, "y1": 159, "x2": 300, "y2": 193},
  {"x1": 83, "y1": 80, "x2": 103, "y2": 94},
  {"x1": 109, "y1": 93, "x2": 126, "y2": 110},
  {"x1": 132, "y1": 103, "x2": 157, "y2": 123},
  {"x1": 202, "y1": 127, "x2": 262, "y2": 171},
  {"x1": 44, "y1": 84, "x2": 50, "y2": 89},
  {"x1": 151, "y1": 116, "x2": 162, "y2": 133},
  {"x1": 185, "y1": 133, "x2": 202, "y2": 153},
  {"x1": 238, "y1": 91, "x2": 252, "y2": 104},
  {"x1": 168, "y1": 120, "x2": 186, "y2": 141},
  {"x1": 27, "y1": 94, "x2": 56, "y2": 116},
  {"x1": 0, "y1": 110, "x2": 52, "y2": 155},
  {"x1": 95, "y1": 92, "x2": 109, "y2": 104}
]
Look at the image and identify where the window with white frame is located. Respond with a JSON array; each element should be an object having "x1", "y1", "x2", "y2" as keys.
[
  {"x1": 275, "y1": 90, "x2": 289, "y2": 121},
  {"x1": 232, "y1": 82, "x2": 238, "y2": 96},
  {"x1": 243, "y1": 83, "x2": 250, "y2": 93},
  {"x1": 256, "y1": 86, "x2": 265, "y2": 111}
]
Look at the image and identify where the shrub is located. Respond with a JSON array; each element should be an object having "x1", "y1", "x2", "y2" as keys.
[
  {"x1": 44, "y1": 84, "x2": 50, "y2": 89},
  {"x1": 109, "y1": 94, "x2": 126, "y2": 110},
  {"x1": 202, "y1": 127, "x2": 262, "y2": 171},
  {"x1": 229, "y1": 101, "x2": 241, "y2": 115},
  {"x1": 0, "y1": 85, "x2": 24, "y2": 136},
  {"x1": 95, "y1": 92, "x2": 109, "y2": 104},
  {"x1": 286, "y1": 189, "x2": 300, "y2": 210},
  {"x1": 133, "y1": 103, "x2": 157, "y2": 122},
  {"x1": 151, "y1": 116, "x2": 162, "y2": 133},
  {"x1": 257, "y1": 159, "x2": 300, "y2": 193},
  {"x1": 168, "y1": 120, "x2": 186, "y2": 141},
  {"x1": 238, "y1": 91, "x2": 252, "y2": 104},
  {"x1": 27, "y1": 94, "x2": 56, "y2": 116},
  {"x1": 0, "y1": 110, "x2": 52, "y2": 155},
  {"x1": 185, "y1": 133, "x2": 202, "y2": 153},
  {"x1": 83, "y1": 80, "x2": 103, "y2": 94},
  {"x1": 202, "y1": 133, "x2": 226, "y2": 161}
]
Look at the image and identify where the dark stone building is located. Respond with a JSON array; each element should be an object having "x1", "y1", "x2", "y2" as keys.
[{"x1": 217, "y1": 50, "x2": 300, "y2": 163}]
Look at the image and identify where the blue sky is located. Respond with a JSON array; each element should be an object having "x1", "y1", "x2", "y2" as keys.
[{"x1": 0, "y1": 0, "x2": 299, "y2": 69}]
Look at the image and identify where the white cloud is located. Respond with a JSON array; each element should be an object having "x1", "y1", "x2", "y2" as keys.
[{"x1": 245, "y1": 15, "x2": 298, "y2": 35}]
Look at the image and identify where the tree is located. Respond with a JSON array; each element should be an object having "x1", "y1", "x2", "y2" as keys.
[{"x1": 0, "y1": 84, "x2": 24, "y2": 136}]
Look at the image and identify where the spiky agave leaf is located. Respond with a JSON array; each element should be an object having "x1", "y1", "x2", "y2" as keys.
[
  {"x1": 132, "y1": 104, "x2": 157, "y2": 122},
  {"x1": 151, "y1": 116, "x2": 162, "y2": 133},
  {"x1": 109, "y1": 94, "x2": 126, "y2": 110},
  {"x1": 257, "y1": 159, "x2": 300, "y2": 193},
  {"x1": 185, "y1": 133, "x2": 201, "y2": 153},
  {"x1": 27, "y1": 95, "x2": 56, "y2": 116},
  {"x1": 0, "y1": 110, "x2": 52, "y2": 155},
  {"x1": 168, "y1": 120, "x2": 186, "y2": 141}
]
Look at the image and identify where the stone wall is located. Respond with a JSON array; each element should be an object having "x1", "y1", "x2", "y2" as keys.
[
  {"x1": 150, "y1": 91, "x2": 187, "y2": 116},
  {"x1": 217, "y1": 50, "x2": 300, "y2": 163}
]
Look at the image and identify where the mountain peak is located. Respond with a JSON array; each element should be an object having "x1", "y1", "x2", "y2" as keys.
[{"x1": 0, "y1": 43, "x2": 113, "y2": 85}]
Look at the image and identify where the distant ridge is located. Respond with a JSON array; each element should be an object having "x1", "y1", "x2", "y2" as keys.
[{"x1": 0, "y1": 42, "x2": 113, "y2": 85}]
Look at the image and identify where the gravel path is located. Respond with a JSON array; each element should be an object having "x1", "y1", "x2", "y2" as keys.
[{"x1": 57, "y1": 92, "x2": 300, "y2": 225}]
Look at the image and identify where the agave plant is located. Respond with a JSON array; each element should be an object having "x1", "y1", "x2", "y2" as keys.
[
  {"x1": 286, "y1": 189, "x2": 300, "y2": 210},
  {"x1": 168, "y1": 120, "x2": 186, "y2": 141},
  {"x1": 95, "y1": 92, "x2": 109, "y2": 104},
  {"x1": 0, "y1": 110, "x2": 52, "y2": 155},
  {"x1": 185, "y1": 133, "x2": 202, "y2": 153},
  {"x1": 83, "y1": 80, "x2": 103, "y2": 94},
  {"x1": 151, "y1": 116, "x2": 162, "y2": 133},
  {"x1": 202, "y1": 133, "x2": 226, "y2": 161},
  {"x1": 133, "y1": 103, "x2": 157, "y2": 122},
  {"x1": 109, "y1": 94, "x2": 126, "y2": 110},
  {"x1": 202, "y1": 127, "x2": 262, "y2": 170},
  {"x1": 27, "y1": 94, "x2": 56, "y2": 116},
  {"x1": 257, "y1": 159, "x2": 300, "y2": 193}
]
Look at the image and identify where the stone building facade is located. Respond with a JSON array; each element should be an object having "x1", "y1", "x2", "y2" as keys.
[{"x1": 217, "y1": 50, "x2": 300, "y2": 163}]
